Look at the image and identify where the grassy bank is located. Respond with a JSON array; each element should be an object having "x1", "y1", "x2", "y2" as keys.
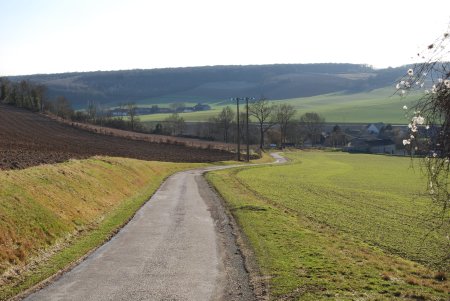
[
  {"x1": 0, "y1": 157, "x2": 204, "y2": 300},
  {"x1": 206, "y1": 151, "x2": 449, "y2": 300}
]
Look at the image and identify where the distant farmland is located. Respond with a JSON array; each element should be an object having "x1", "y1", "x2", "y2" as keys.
[
  {"x1": 139, "y1": 88, "x2": 419, "y2": 124},
  {"x1": 207, "y1": 151, "x2": 449, "y2": 300}
]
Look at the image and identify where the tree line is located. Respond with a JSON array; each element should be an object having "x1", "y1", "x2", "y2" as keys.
[
  {"x1": 199, "y1": 98, "x2": 326, "y2": 148},
  {"x1": 0, "y1": 78, "x2": 147, "y2": 132},
  {"x1": 0, "y1": 78, "x2": 46, "y2": 112},
  {"x1": 0, "y1": 78, "x2": 78, "y2": 120}
]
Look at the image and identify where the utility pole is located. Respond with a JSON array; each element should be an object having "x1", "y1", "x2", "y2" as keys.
[
  {"x1": 237, "y1": 98, "x2": 241, "y2": 161},
  {"x1": 232, "y1": 97, "x2": 254, "y2": 162},
  {"x1": 232, "y1": 97, "x2": 241, "y2": 161},
  {"x1": 245, "y1": 97, "x2": 250, "y2": 162}
]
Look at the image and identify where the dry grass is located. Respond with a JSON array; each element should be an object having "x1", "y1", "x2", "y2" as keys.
[{"x1": 0, "y1": 157, "x2": 204, "y2": 299}]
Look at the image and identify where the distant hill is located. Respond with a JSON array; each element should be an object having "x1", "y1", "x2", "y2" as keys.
[{"x1": 8, "y1": 64, "x2": 407, "y2": 108}]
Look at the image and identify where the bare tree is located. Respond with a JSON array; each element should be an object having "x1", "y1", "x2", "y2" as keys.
[
  {"x1": 217, "y1": 106, "x2": 234, "y2": 143},
  {"x1": 33, "y1": 84, "x2": 46, "y2": 112},
  {"x1": 274, "y1": 104, "x2": 296, "y2": 146},
  {"x1": 164, "y1": 113, "x2": 185, "y2": 136},
  {"x1": 0, "y1": 77, "x2": 11, "y2": 103},
  {"x1": 87, "y1": 100, "x2": 98, "y2": 123},
  {"x1": 18, "y1": 80, "x2": 31, "y2": 108},
  {"x1": 249, "y1": 97, "x2": 276, "y2": 149},
  {"x1": 126, "y1": 102, "x2": 138, "y2": 130},
  {"x1": 54, "y1": 96, "x2": 74, "y2": 119},
  {"x1": 299, "y1": 112, "x2": 325, "y2": 146},
  {"x1": 330, "y1": 124, "x2": 347, "y2": 147},
  {"x1": 396, "y1": 28, "x2": 450, "y2": 269}
]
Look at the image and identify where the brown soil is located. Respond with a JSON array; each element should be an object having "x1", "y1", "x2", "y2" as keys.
[{"x1": 0, "y1": 105, "x2": 235, "y2": 170}]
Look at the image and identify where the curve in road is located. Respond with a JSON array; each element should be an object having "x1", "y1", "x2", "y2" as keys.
[{"x1": 23, "y1": 153, "x2": 286, "y2": 301}]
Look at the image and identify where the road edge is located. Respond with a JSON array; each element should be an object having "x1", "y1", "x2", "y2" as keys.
[{"x1": 7, "y1": 170, "x2": 186, "y2": 301}]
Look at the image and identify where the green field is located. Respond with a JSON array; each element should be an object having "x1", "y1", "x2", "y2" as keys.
[
  {"x1": 139, "y1": 107, "x2": 223, "y2": 122},
  {"x1": 274, "y1": 88, "x2": 419, "y2": 124},
  {"x1": 138, "y1": 88, "x2": 419, "y2": 124},
  {"x1": 207, "y1": 151, "x2": 449, "y2": 300}
]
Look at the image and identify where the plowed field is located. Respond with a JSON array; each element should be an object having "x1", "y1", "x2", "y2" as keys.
[{"x1": 0, "y1": 105, "x2": 234, "y2": 169}]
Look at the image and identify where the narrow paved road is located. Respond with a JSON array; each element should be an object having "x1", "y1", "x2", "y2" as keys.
[{"x1": 24, "y1": 154, "x2": 285, "y2": 301}]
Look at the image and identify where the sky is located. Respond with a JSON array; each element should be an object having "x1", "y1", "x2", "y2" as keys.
[{"x1": 1, "y1": 0, "x2": 450, "y2": 76}]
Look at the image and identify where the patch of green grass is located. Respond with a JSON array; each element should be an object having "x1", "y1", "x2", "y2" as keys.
[
  {"x1": 139, "y1": 107, "x2": 224, "y2": 122},
  {"x1": 275, "y1": 88, "x2": 419, "y2": 123},
  {"x1": 206, "y1": 151, "x2": 449, "y2": 300},
  {"x1": 0, "y1": 157, "x2": 205, "y2": 300}
]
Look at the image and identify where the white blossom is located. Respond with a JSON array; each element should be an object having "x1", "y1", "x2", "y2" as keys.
[
  {"x1": 403, "y1": 105, "x2": 408, "y2": 110},
  {"x1": 416, "y1": 116, "x2": 425, "y2": 125},
  {"x1": 444, "y1": 79, "x2": 450, "y2": 88},
  {"x1": 407, "y1": 69, "x2": 414, "y2": 76},
  {"x1": 403, "y1": 139, "x2": 411, "y2": 145}
]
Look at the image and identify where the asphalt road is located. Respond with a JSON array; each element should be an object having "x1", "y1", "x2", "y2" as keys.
[{"x1": 24, "y1": 153, "x2": 286, "y2": 301}]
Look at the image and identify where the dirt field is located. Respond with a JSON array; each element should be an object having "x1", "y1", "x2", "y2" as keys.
[{"x1": 0, "y1": 105, "x2": 235, "y2": 170}]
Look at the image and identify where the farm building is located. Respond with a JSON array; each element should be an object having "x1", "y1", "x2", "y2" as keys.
[{"x1": 345, "y1": 138, "x2": 396, "y2": 154}]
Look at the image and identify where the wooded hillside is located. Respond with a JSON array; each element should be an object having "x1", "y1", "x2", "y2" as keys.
[{"x1": 8, "y1": 64, "x2": 405, "y2": 108}]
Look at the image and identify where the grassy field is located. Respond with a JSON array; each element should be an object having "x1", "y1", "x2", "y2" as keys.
[
  {"x1": 207, "y1": 151, "x2": 449, "y2": 300},
  {"x1": 0, "y1": 157, "x2": 204, "y2": 300},
  {"x1": 273, "y1": 88, "x2": 419, "y2": 124},
  {"x1": 138, "y1": 88, "x2": 419, "y2": 124},
  {"x1": 139, "y1": 107, "x2": 223, "y2": 122}
]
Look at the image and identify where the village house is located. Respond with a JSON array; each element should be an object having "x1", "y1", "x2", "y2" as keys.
[{"x1": 345, "y1": 137, "x2": 396, "y2": 154}]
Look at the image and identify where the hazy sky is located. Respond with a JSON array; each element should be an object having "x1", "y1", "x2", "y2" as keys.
[{"x1": 1, "y1": 0, "x2": 449, "y2": 76}]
